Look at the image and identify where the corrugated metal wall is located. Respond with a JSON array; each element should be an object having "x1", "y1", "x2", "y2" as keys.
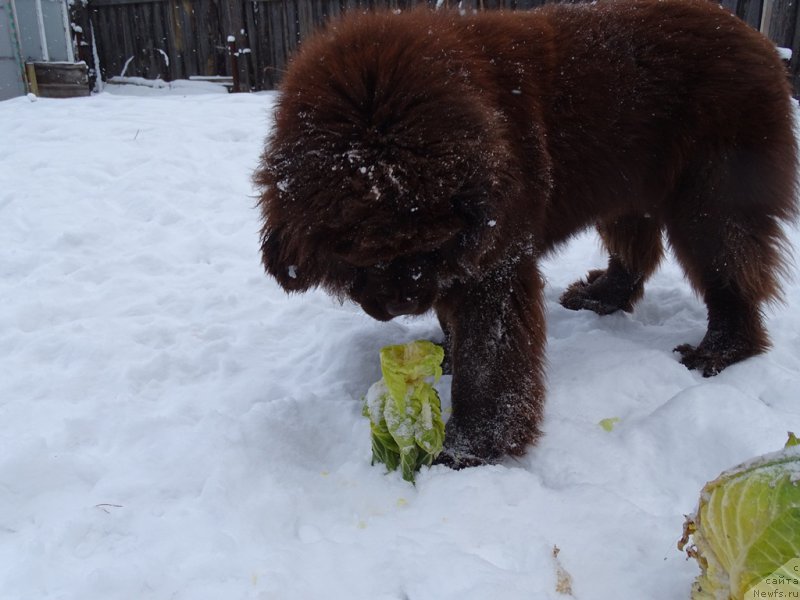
[{"x1": 1, "y1": 1, "x2": 26, "y2": 100}]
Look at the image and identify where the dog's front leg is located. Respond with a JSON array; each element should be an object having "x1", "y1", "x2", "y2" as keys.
[{"x1": 435, "y1": 255, "x2": 546, "y2": 468}]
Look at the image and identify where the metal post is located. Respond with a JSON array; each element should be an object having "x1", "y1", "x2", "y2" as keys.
[
  {"x1": 760, "y1": 0, "x2": 773, "y2": 35},
  {"x1": 228, "y1": 35, "x2": 240, "y2": 93}
]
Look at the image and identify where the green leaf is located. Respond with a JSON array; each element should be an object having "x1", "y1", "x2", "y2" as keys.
[{"x1": 598, "y1": 417, "x2": 620, "y2": 432}]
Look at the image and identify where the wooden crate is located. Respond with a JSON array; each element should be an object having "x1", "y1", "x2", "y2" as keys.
[{"x1": 30, "y1": 62, "x2": 91, "y2": 98}]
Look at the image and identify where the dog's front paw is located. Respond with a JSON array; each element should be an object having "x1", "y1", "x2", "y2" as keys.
[
  {"x1": 433, "y1": 448, "x2": 491, "y2": 470},
  {"x1": 435, "y1": 414, "x2": 532, "y2": 469}
]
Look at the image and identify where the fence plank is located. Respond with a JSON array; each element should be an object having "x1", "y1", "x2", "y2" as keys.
[
  {"x1": 789, "y1": 0, "x2": 800, "y2": 95},
  {"x1": 737, "y1": 0, "x2": 764, "y2": 27},
  {"x1": 92, "y1": 0, "x2": 165, "y2": 6},
  {"x1": 158, "y1": 1, "x2": 177, "y2": 78},
  {"x1": 767, "y1": 0, "x2": 798, "y2": 46},
  {"x1": 246, "y1": 0, "x2": 265, "y2": 87}
]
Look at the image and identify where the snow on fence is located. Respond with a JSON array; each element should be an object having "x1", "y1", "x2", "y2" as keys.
[{"x1": 70, "y1": 0, "x2": 800, "y2": 94}]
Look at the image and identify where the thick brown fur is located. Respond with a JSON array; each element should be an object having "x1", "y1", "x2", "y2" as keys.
[{"x1": 255, "y1": 0, "x2": 799, "y2": 467}]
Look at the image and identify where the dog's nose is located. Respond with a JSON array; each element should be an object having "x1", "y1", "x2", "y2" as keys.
[{"x1": 385, "y1": 299, "x2": 418, "y2": 316}]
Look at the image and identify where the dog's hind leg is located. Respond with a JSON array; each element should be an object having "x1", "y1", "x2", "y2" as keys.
[
  {"x1": 666, "y1": 140, "x2": 797, "y2": 376},
  {"x1": 560, "y1": 214, "x2": 663, "y2": 315}
]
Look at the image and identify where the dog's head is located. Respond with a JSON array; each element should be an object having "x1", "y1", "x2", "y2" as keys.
[{"x1": 254, "y1": 10, "x2": 522, "y2": 320}]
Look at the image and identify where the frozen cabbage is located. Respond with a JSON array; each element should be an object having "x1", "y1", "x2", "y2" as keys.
[
  {"x1": 362, "y1": 340, "x2": 445, "y2": 482},
  {"x1": 678, "y1": 434, "x2": 800, "y2": 599}
]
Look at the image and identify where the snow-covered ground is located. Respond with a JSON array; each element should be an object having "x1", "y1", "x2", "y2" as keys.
[{"x1": 1, "y1": 88, "x2": 798, "y2": 600}]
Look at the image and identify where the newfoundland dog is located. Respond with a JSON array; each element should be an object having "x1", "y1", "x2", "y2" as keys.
[{"x1": 255, "y1": 0, "x2": 798, "y2": 467}]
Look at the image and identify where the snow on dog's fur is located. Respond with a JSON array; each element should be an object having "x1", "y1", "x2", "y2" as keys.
[{"x1": 255, "y1": 0, "x2": 798, "y2": 466}]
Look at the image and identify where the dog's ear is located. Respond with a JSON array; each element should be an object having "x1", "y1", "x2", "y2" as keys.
[{"x1": 260, "y1": 225, "x2": 317, "y2": 292}]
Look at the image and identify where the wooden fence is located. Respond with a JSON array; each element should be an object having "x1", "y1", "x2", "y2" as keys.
[{"x1": 70, "y1": 0, "x2": 800, "y2": 94}]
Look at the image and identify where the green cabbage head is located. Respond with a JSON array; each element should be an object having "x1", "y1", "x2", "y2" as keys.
[
  {"x1": 362, "y1": 340, "x2": 445, "y2": 482},
  {"x1": 679, "y1": 434, "x2": 800, "y2": 599}
]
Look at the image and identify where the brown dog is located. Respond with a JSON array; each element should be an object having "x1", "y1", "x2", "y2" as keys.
[{"x1": 255, "y1": 0, "x2": 798, "y2": 467}]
